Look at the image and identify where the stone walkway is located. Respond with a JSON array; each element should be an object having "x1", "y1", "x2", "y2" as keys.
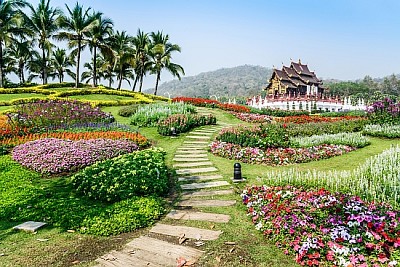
[{"x1": 95, "y1": 123, "x2": 236, "y2": 267}]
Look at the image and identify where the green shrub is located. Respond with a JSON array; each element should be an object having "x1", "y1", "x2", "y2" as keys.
[
  {"x1": 250, "y1": 107, "x2": 309, "y2": 117},
  {"x1": 367, "y1": 98, "x2": 400, "y2": 125},
  {"x1": 290, "y1": 132, "x2": 370, "y2": 148},
  {"x1": 319, "y1": 110, "x2": 367, "y2": 117},
  {"x1": 157, "y1": 114, "x2": 216, "y2": 136},
  {"x1": 285, "y1": 120, "x2": 368, "y2": 137},
  {"x1": 118, "y1": 105, "x2": 139, "y2": 117},
  {"x1": 71, "y1": 148, "x2": 171, "y2": 202},
  {"x1": 363, "y1": 124, "x2": 400, "y2": 138}
]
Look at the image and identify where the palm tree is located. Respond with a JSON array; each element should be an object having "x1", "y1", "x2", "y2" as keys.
[
  {"x1": 149, "y1": 31, "x2": 184, "y2": 95},
  {"x1": 57, "y1": 2, "x2": 98, "y2": 88},
  {"x1": 97, "y1": 53, "x2": 115, "y2": 88},
  {"x1": 109, "y1": 30, "x2": 135, "y2": 90},
  {"x1": 25, "y1": 0, "x2": 62, "y2": 85},
  {"x1": 132, "y1": 29, "x2": 150, "y2": 92},
  {"x1": 26, "y1": 50, "x2": 44, "y2": 82},
  {"x1": 86, "y1": 12, "x2": 113, "y2": 87},
  {"x1": 7, "y1": 38, "x2": 32, "y2": 83},
  {"x1": 49, "y1": 48, "x2": 75, "y2": 83},
  {"x1": 0, "y1": 0, "x2": 27, "y2": 87},
  {"x1": 81, "y1": 56, "x2": 101, "y2": 84}
]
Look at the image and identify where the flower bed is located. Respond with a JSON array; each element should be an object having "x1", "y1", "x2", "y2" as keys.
[
  {"x1": 172, "y1": 96, "x2": 219, "y2": 107},
  {"x1": 250, "y1": 107, "x2": 309, "y2": 117},
  {"x1": 290, "y1": 132, "x2": 370, "y2": 148},
  {"x1": 242, "y1": 185, "x2": 400, "y2": 266},
  {"x1": 367, "y1": 98, "x2": 400, "y2": 125},
  {"x1": 1, "y1": 130, "x2": 150, "y2": 149},
  {"x1": 209, "y1": 141, "x2": 355, "y2": 165},
  {"x1": 157, "y1": 113, "x2": 216, "y2": 136},
  {"x1": 276, "y1": 115, "x2": 365, "y2": 124},
  {"x1": 12, "y1": 138, "x2": 139, "y2": 175},
  {"x1": 230, "y1": 112, "x2": 273, "y2": 123},
  {"x1": 363, "y1": 124, "x2": 400, "y2": 138}
]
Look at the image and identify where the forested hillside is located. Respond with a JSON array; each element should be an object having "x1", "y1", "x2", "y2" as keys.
[{"x1": 155, "y1": 65, "x2": 273, "y2": 98}]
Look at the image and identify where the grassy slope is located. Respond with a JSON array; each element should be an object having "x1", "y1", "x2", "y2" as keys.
[{"x1": 0, "y1": 93, "x2": 47, "y2": 101}]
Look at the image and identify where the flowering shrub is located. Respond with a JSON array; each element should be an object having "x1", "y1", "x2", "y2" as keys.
[
  {"x1": 230, "y1": 112, "x2": 273, "y2": 123},
  {"x1": 367, "y1": 98, "x2": 400, "y2": 125},
  {"x1": 217, "y1": 103, "x2": 251, "y2": 113},
  {"x1": 285, "y1": 120, "x2": 368, "y2": 137},
  {"x1": 209, "y1": 141, "x2": 355, "y2": 165},
  {"x1": 242, "y1": 185, "x2": 400, "y2": 266},
  {"x1": 250, "y1": 107, "x2": 309, "y2": 117},
  {"x1": 130, "y1": 102, "x2": 196, "y2": 127},
  {"x1": 12, "y1": 138, "x2": 139, "y2": 175},
  {"x1": 172, "y1": 96, "x2": 219, "y2": 107},
  {"x1": 157, "y1": 114, "x2": 216, "y2": 136},
  {"x1": 9, "y1": 99, "x2": 114, "y2": 129},
  {"x1": 71, "y1": 148, "x2": 170, "y2": 202},
  {"x1": 363, "y1": 124, "x2": 400, "y2": 138},
  {"x1": 276, "y1": 115, "x2": 364, "y2": 124},
  {"x1": 1, "y1": 130, "x2": 150, "y2": 149},
  {"x1": 290, "y1": 132, "x2": 370, "y2": 148}
]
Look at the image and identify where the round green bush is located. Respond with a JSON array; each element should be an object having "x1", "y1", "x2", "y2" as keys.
[
  {"x1": 71, "y1": 148, "x2": 171, "y2": 202},
  {"x1": 118, "y1": 104, "x2": 139, "y2": 117}
]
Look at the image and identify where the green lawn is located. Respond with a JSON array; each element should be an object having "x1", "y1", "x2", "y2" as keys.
[
  {"x1": 68, "y1": 94, "x2": 135, "y2": 101},
  {"x1": 0, "y1": 93, "x2": 47, "y2": 102}
]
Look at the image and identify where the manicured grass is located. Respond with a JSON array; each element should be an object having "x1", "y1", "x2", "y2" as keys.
[
  {"x1": 0, "y1": 105, "x2": 14, "y2": 113},
  {"x1": 0, "y1": 93, "x2": 46, "y2": 101},
  {"x1": 68, "y1": 94, "x2": 135, "y2": 101}
]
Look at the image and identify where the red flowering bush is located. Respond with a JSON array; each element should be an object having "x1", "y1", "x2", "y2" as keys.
[
  {"x1": 242, "y1": 185, "x2": 400, "y2": 266},
  {"x1": 172, "y1": 96, "x2": 219, "y2": 107}
]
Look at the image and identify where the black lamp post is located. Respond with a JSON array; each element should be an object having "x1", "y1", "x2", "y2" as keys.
[
  {"x1": 232, "y1": 162, "x2": 245, "y2": 183},
  {"x1": 171, "y1": 127, "x2": 177, "y2": 137}
]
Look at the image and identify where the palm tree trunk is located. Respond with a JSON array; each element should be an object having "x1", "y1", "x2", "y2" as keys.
[
  {"x1": 59, "y1": 72, "x2": 62, "y2": 83},
  {"x1": 117, "y1": 69, "x2": 123, "y2": 90},
  {"x1": 154, "y1": 71, "x2": 161, "y2": 95},
  {"x1": 108, "y1": 76, "x2": 112, "y2": 88},
  {"x1": 132, "y1": 75, "x2": 139, "y2": 91},
  {"x1": 92, "y1": 47, "x2": 97, "y2": 87},
  {"x1": 0, "y1": 42, "x2": 3, "y2": 88},
  {"x1": 20, "y1": 63, "x2": 25, "y2": 84},
  {"x1": 76, "y1": 40, "x2": 81, "y2": 88},
  {"x1": 139, "y1": 71, "x2": 144, "y2": 92},
  {"x1": 42, "y1": 47, "x2": 47, "y2": 85}
]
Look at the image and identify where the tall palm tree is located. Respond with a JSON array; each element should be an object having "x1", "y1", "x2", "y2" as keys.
[
  {"x1": 49, "y1": 48, "x2": 75, "y2": 83},
  {"x1": 132, "y1": 29, "x2": 150, "y2": 92},
  {"x1": 86, "y1": 12, "x2": 113, "y2": 87},
  {"x1": 7, "y1": 38, "x2": 32, "y2": 83},
  {"x1": 109, "y1": 30, "x2": 135, "y2": 90},
  {"x1": 149, "y1": 31, "x2": 184, "y2": 95},
  {"x1": 97, "y1": 53, "x2": 115, "y2": 88},
  {"x1": 26, "y1": 50, "x2": 44, "y2": 82},
  {"x1": 24, "y1": 0, "x2": 62, "y2": 85},
  {"x1": 57, "y1": 3, "x2": 98, "y2": 88},
  {"x1": 0, "y1": 0, "x2": 27, "y2": 87},
  {"x1": 81, "y1": 56, "x2": 101, "y2": 85}
]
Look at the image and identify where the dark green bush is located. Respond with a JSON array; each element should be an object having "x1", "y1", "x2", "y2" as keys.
[
  {"x1": 71, "y1": 148, "x2": 171, "y2": 202},
  {"x1": 285, "y1": 120, "x2": 368, "y2": 137},
  {"x1": 250, "y1": 107, "x2": 309, "y2": 117},
  {"x1": 157, "y1": 114, "x2": 216, "y2": 136},
  {"x1": 118, "y1": 105, "x2": 139, "y2": 117},
  {"x1": 319, "y1": 110, "x2": 367, "y2": 117}
]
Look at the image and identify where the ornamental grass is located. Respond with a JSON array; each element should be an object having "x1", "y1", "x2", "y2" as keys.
[{"x1": 242, "y1": 185, "x2": 400, "y2": 267}]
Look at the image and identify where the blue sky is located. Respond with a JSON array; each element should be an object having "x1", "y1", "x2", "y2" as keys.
[{"x1": 27, "y1": 0, "x2": 400, "y2": 89}]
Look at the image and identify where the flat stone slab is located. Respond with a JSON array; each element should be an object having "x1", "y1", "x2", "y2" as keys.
[
  {"x1": 176, "y1": 167, "x2": 218, "y2": 175},
  {"x1": 177, "y1": 199, "x2": 236, "y2": 207},
  {"x1": 180, "y1": 181, "x2": 230, "y2": 190},
  {"x1": 173, "y1": 161, "x2": 213, "y2": 168},
  {"x1": 96, "y1": 250, "x2": 162, "y2": 267},
  {"x1": 173, "y1": 157, "x2": 209, "y2": 162},
  {"x1": 182, "y1": 189, "x2": 235, "y2": 198},
  {"x1": 192, "y1": 130, "x2": 217, "y2": 133},
  {"x1": 167, "y1": 210, "x2": 231, "y2": 223},
  {"x1": 13, "y1": 221, "x2": 46, "y2": 232},
  {"x1": 174, "y1": 154, "x2": 208, "y2": 158},
  {"x1": 186, "y1": 136, "x2": 211, "y2": 140},
  {"x1": 178, "y1": 174, "x2": 223, "y2": 182},
  {"x1": 150, "y1": 223, "x2": 222, "y2": 241},
  {"x1": 176, "y1": 149, "x2": 206, "y2": 153},
  {"x1": 183, "y1": 141, "x2": 209, "y2": 144},
  {"x1": 123, "y1": 236, "x2": 203, "y2": 266},
  {"x1": 189, "y1": 132, "x2": 213, "y2": 136}
]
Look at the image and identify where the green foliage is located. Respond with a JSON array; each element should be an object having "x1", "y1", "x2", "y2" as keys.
[
  {"x1": 367, "y1": 98, "x2": 400, "y2": 125},
  {"x1": 157, "y1": 114, "x2": 216, "y2": 136},
  {"x1": 250, "y1": 107, "x2": 309, "y2": 117},
  {"x1": 363, "y1": 124, "x2": 400, "y2": 138},
  {"x1": 285, "y1": 120, "x2": 368, "y2": 137},
  {"x1": 118, "y1": 104, "x2": 139, "y2": 117},
  {"x1": 71, "y1": 148, "x2": 171, "y2": 202},
  {"x1": 319, "y1": 110, "x2": 367, "y2": 117},
  {"x1": 130, "y1": 102, "x2": 196, "y2": 127},
  {"x1": 290, "y1": 132, "x2": 370, "y2": 148}
]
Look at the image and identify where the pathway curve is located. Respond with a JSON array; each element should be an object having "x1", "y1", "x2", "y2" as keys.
[{"x1": 95, "y1": 121, "x2": 235, "y2": 267}]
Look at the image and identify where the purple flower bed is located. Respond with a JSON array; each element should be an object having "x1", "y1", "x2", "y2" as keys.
[
  {"x1": 209, "y1": 141, "x2": 356, "y2": 165},
  {"x1": 12, "y1": 138, "x2": 138, "y2": 175}
]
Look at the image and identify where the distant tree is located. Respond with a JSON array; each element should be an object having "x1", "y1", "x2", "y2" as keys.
[
  {"x1": 382, "y1": 74, "x2": 400, "y2": 96},
  {"x1": 149, "y1": 31, "x2": 184, "y2": 95},
  {"x1": 7, "y1": 39, "x2": 32, "y2": 83},
  {"x1": 25, "y1": 0, "x2": 62, "y2": 85},
  {"x1": 0, "y1": 0, "x2": 27, "y2": 87},
  {"x1": 57, "y1": 2, "x2": 98, "y2": 88},
  {"x1": 132, "y1": 29, "x2": 150, "y2": 92},
  {"x1": 26, "y1": 50, "x2": 45, "y2": 82},
  {"x1": 97, "y1": 54, "x2": 114, "y2": 88},
  {"x1": 49, "y1": 48, "x2": 75, "y2": 83}
]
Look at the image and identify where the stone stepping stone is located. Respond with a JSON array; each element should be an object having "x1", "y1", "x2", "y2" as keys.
[
  {"x1": 176, "y1": 150, "x2": 207, "y2": 154},
  {"x1": 167, "y1": 210, "x2": 231, "y2": 223},
  {"x1": 178, "y1": 174, "x2": 223, "y2": 182},
  {"x1": 193, "y1": 130, "x2": 217, "y2": 133},
  {"x1": 182, "y1": 189, "x2": 235, "y2": 198},
  {"x1": 177, "y1": 199, "x2": 236, "y2": 207},
  {"x1": 150, "y1": 223, "x2": 222, "y2": 241},
  {"x1": 124, "y1": 236, "x2": 203, "y2": 266},
  {"x1": 186, "y1": 136, "x2": 211, "y2": 140},
  {"x1": 174, "y1": 154, "x2": 208, "y2": 158},
  {"x1": 189, "y1": 132, "x2": 213, "y2": 136},
  {"x1": 13, "y1": 221, "x2": 46, "y2": 232},
  {"x1": 179, "y1": 146, "x2": 208, "y2": 149},
  {"x1": 173, "y1": 157, "x2": 209, "y2": 162},
  {"x1": 183, "y1": 141, "x2": 209, "y2": 144},
  {"x1": 173, "y1": 161, "x2": 213, "y2": 168},
  {"x1": 176, "y1": 167, "x2": 218, "y2": 175},
  {"x1": 96, "y1": 250, "x2": 161, "y2": 267},
  {"x1": 180, "y1": 181, "x2": 229, "y2": 190}
]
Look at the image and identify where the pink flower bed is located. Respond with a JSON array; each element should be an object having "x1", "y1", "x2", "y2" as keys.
[
  {"x1": 12, "y1": 138, "x2": 139, "y2": 175},
  {"x1": 209, "y1": 141, "x2": 356, "y2": 165},
  {"x1": 230, "y1": 112, "x2": 273, "y2": 123}
]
